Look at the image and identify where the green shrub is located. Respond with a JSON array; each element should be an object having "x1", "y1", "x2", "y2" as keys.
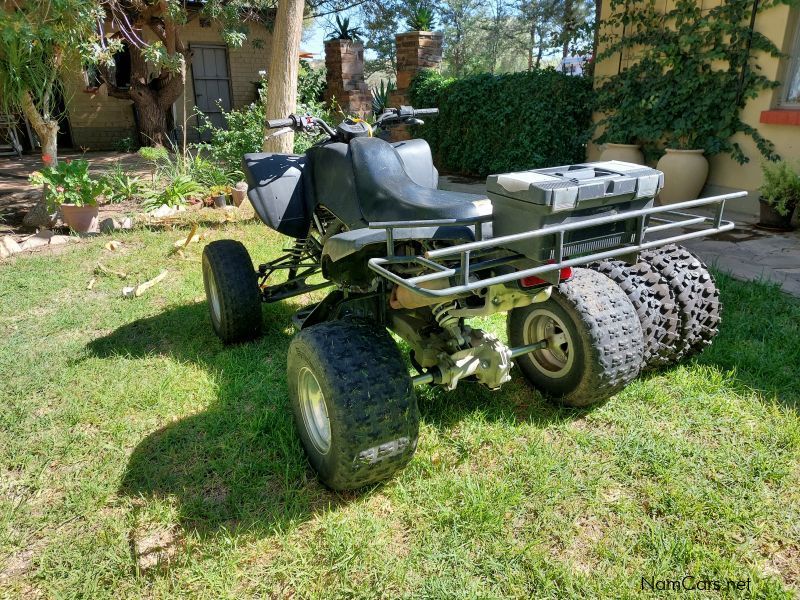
[
  {"x1": 760, "y1": 161, "x2": 800, "y2": 216},
  {"x1": 29, "y1": 159, "x2": 108, "y2": 209},
  {"x1": 409, "y1": 69, "x2": 594, "y2": 177},
  {"x1": 103, "y1": 163, "x2": 143, "y2": 203},
  {"x1": 142, "y1": 174, "x2": 204, "y2": 212},
  {"x1": 113, "y1": 135, "x2": 140, "y2": 153},
  {"x1": 199, "y1": 63, "x2": 330, "y2": 167}
]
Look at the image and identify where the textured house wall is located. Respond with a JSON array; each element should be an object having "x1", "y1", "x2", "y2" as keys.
[
  {"x1": 591, "y1": 0, "x2": 800, "y2": 216},
  {"x1": 63, "y1": 18, "x2": 272, "y2": 150}
]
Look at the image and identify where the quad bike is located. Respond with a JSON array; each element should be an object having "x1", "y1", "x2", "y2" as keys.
[{"x1": 201, "y1": 106, "x2": 744, "y2": 490}]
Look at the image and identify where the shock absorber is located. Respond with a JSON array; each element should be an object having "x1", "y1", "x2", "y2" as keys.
[{"x1": 432, "y1": 302, "x2": 468, "y2": 349}]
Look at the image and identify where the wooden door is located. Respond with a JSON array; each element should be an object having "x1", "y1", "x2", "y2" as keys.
[{"x1": 191, "y1": 45, "x2": 232, "y2": 140}]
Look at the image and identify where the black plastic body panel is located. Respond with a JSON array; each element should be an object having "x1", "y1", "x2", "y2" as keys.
[
  {"x1": 244, "y1": 138, "x2": 446, "y2": 238},
  {"x1": 242, "y1": 153, "x2": 311, "y2": 238},
  {"x1": 306, "y1": 139, "x2": 443, "y2": 230}
]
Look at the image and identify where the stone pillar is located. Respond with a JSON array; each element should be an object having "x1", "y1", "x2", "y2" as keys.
[
  {"x1": 388, "y1": 31, "x2": 443, "y2": 141},
  {"x1": 324, "y1": 39, "x2": 372, "y2": 117}
]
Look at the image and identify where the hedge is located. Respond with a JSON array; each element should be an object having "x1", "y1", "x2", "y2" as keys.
[{"x1": 408, "y1": 69, "x2": 594, "y2": 177}]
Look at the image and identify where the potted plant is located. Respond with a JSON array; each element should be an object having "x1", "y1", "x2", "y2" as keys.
[
  {"x1": 596, "y1": 0, "x2": 783, "y2": 201},
  {"x1": 209, "y1": 185, "x2": 230, "y2": 208},
  {"x1": 29, "y1": 159, "x2": 107, "y2": 233},
  {"x1": 593, "y1": 63, "x2": 652, "y2": 165},
  {"x1": 758, "y1": 160, "x2": 800, "y2": 231},
  {"x1": 405, "y1": 6, "x2": 436, "y2": 31}
]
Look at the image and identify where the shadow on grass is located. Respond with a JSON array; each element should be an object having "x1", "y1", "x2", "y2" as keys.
[
  {"x1": 88, "y1": 300, "x2": 359, "y2": 539},
  {"x1": 85, "y1": 270, "x2": 798, "y2": 544},
  {"x1": 86, "y1": 297, "x2": 575, "y2": 540},
  {"x1": 696, "y1": 271, "x2": 800, "y2": 410}
]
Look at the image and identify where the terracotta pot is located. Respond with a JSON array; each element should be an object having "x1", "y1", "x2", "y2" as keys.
[
  {"x1": 757, "y1": 198, "x2": 796, "y2": 231},
  {"x1": 231, "y1": 182, "x2": 248, "y2": 207},
  {"x1": 599, "y1": 143, "x2": 645, "y2": 165},
  {"x1": 656, "y1": 149, "x2": 709, "y2": 204},
  {"x1": 213, "y1": 194, "x2": 227, "y2": 208},
  {"x1": 60, "y1": 204, "x2": 99, "y2": 233}
]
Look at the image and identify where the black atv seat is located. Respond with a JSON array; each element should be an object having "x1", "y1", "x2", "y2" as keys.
[{"x1": 349, "y1": 137, "x2": 492, "y2": 224}]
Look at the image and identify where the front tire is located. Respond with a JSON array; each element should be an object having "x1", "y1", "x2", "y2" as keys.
[
  {"x1": 508, "y1": 268, "x2": 644, "y2": 407},
  {"x1": 287, "y1": 320, "x2": 419, "y2": 490},
  {"x1": 202, "y1": 240, "x2": 263, "y2": 344}
]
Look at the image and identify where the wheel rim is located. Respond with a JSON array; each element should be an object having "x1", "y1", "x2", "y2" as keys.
[
  {"x1": 298, "y1": 366, "x2": 331, "y2": 454},
  {"x1": 523, "y1": 308, "x2": 574, "y2": 377},
  {"x1": 207, "y1": 268, "x2": 222, "y2": 326}
]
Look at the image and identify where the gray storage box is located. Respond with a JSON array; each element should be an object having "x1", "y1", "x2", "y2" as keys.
[{"x1": 487, "y1": 161, "x2": 663, "y2": 261}]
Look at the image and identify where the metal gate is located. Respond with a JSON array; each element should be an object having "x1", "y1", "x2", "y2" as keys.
[{"x1": 191, "y1": 45, "x2": 232, "y2": 140}]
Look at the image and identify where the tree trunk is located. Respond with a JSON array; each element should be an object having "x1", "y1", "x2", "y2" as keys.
[
  {"x1": 527, "y1": 22, "x2": 536, "y2": 72},
  {"x1": 563, "y1": 0, "x2": 574, "y2": 58},
  {"x1": 20, "y1": 91, "x2": 59, "y2": 165},
  {"x1": 535, "y1": 37, "x2": 545, "y2": 69},
  {"x1": 21, "y1": 91, "x2": 61, "y2": 228},
  {"x1": 111, "y1": 42, "x2": 187, "y2": 148},
  {"x1": 134, "y1": 89, "x2": 171, "y2": 147},
  {"x1": 262, "y1": 0, "x2": 305, "y2": 153}
]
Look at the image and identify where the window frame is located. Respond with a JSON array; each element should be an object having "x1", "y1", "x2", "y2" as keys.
[{"x1": 780, "y1": 11, "x2": 800, "y2": 107}]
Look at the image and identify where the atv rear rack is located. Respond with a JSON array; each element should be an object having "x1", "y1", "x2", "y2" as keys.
[{"x1": 367, "y1": 191, "x2": 745, "y2": 298}]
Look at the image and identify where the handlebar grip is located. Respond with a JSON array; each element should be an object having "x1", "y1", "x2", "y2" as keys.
[
  {"x1": 413, "y1": 108, "x2": 439, "y2": 116},
  {"x1": 267, "y1": 117, "x2": 293, "y2": 129}
]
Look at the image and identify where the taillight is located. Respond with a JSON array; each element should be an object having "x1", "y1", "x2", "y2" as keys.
[{"x1": 520, "y1": 266, "x2": 573, "y2": 288}]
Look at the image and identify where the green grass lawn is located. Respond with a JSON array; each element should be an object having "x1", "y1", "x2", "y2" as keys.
[{"x1": 1, "y1": 221, "x2": 799, "y2": 598}]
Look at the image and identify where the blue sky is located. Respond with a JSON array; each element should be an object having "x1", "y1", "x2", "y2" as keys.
[{"x1": 303, "y1": 19, "x2": 327, "y2": 57}]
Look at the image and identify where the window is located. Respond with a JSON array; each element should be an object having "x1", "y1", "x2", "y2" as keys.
[
  {"x1": 83, "y1": 45, "x2": 132, "y2": 91},
  {"x1": 782, "y1": 16, "x2": 800, "y2": 106}
]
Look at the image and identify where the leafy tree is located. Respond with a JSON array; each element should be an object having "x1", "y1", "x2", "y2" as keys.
[
  {"x1": 95, "y1": 0, "x2": 278, "y2": 148},
  {"x1": 515, "y1": 0, "x2": 562, "y2": 70},
  {"x1": 360, "y1": 3, "x2": 399, "y2": 76},
  {"x1": 0, "y1": 0, "x2": 114, "y2": 165}
]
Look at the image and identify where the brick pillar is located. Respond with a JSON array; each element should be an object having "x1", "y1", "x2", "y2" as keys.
[
  {"x1": 324, "y1": 39, "x2": 372, "y2": 117},
  {"x1": 388, "y1": 31, "x2": 443, "y2": 141}
]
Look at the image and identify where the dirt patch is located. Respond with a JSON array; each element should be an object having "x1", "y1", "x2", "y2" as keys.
[
  {"x1": 130, "y1": 526, "x2": 182, "y2": 573},
  {"x1": 550, "y1": 514, "x2": 612, "y2": 574},
  {"x1": 761, "y1": 541, "x2": 800, "y2": 587},
  {"x1": 1, "y1": 548, "x2": 34, "y2": 580}
]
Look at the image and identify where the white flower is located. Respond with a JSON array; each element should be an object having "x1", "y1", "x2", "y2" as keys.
[{"x1": 258, "y1": 70, "x2": 266, "y2": 77}]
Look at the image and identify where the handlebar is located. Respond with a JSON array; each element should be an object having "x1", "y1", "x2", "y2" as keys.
[
  {"x1": 376, "y1": 106, "x2": 439, "y2": 126},
  {"x1": 266, "y1": 117, "x2": 294, "y2": 129},
  {"x1": 265, "y1": 106, "x2": 439, "y2": 142}
]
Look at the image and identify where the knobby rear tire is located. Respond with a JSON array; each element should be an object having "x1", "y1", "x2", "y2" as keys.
[
  {"x1": 590, "y1": 259, "x2": 680, "y2": 369},
  {"x1": 639, "y1": 244, "x2": 720, "y2": 359},
  {"x1": 508, "y1": 268, "x2": 644, "y2": 407}
]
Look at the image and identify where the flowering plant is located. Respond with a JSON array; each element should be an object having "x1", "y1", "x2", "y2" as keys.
[{"x1": 29, "y1": 159, "x2": 108, "y2": 209}]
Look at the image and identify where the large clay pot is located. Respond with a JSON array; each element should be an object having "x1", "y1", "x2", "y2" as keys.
[
  {"x1": 60, "y1": 204, "x2": 99, "y2": 233},
  {"x1": 656, "y1": 149, "x2": 709, "y2": 204},
  {"x1": 599, "y1": 143, "x2": 644, "y2": 165},
  {"x1": 757, "y1": 198, "x2": 796, "y2": 231}
]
